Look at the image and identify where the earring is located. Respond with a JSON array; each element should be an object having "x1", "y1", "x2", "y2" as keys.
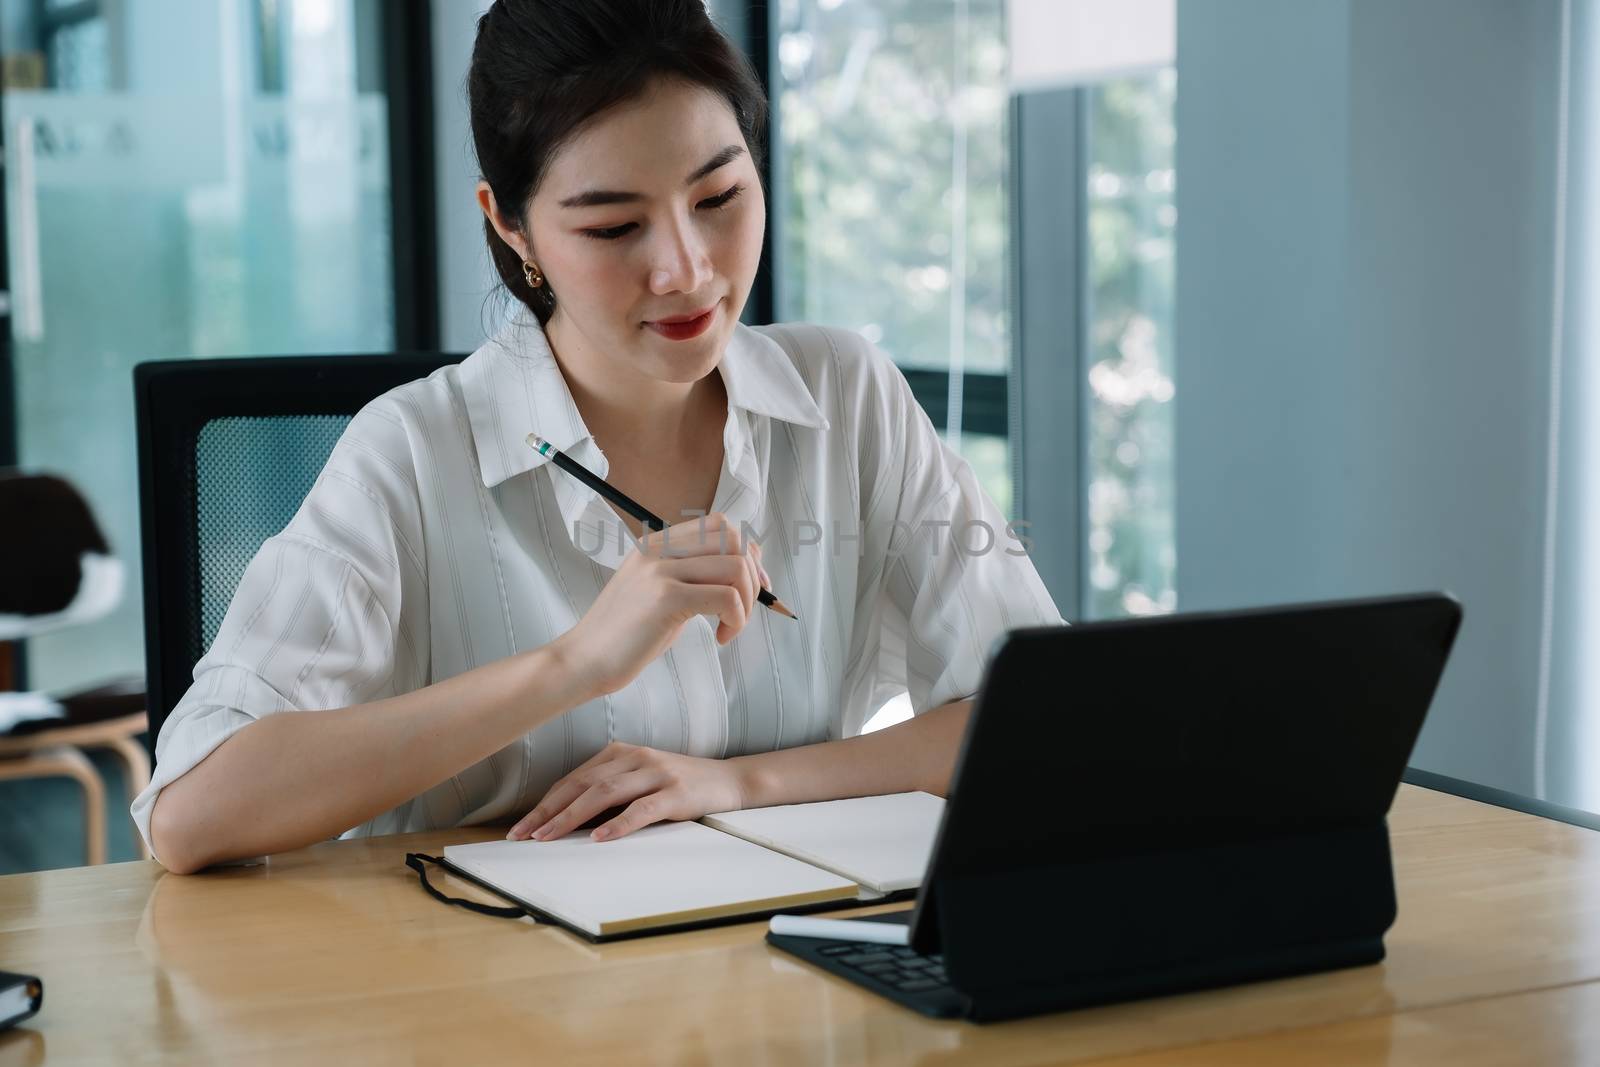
[{"x1": 522, "y1": 261, "x2": 544, "y2": 289}]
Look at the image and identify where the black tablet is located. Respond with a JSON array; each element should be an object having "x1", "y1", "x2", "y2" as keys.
[{"x1": 771, "y1": 592, "x2": 1463, "y2": 1021}]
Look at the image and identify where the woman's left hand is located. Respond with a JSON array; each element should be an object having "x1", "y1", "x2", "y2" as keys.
[{"x1": 507, "y1": 741, "x2": 747, "y2": 843}]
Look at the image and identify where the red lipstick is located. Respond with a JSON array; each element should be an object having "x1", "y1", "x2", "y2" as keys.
[{"x1": 645, "y1": 303, "x2": 718, "y2": 341}]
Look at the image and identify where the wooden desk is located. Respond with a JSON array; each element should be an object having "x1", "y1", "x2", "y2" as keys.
[{"x1": 2, "y1": 784, "x2": 1597, "y2": 1065}]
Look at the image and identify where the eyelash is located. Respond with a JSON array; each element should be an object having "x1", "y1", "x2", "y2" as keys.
[{"x1": 580, "y1": 184, "x2": 745, "y2": 241}]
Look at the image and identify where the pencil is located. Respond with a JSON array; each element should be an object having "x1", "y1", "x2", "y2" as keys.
[{"x1": 527, "y1": 432, "x2": 797, "y2": 621}]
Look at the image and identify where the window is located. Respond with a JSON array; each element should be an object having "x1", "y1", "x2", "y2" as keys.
[
  {"x1": 773, "y1": 0, "x2": 1012, "y2": 515},
  {"x1": 1083, "y1": 72, "x2": 1177, "y2": 619},
  {"x1": 2, "y1": 0, "x2": 404, "y2": 692},
  {"x1": 735, "y1": 2, "x2": 1178, "y2": 644}
]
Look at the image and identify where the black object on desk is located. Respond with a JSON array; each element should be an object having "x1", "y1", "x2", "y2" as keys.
[
  {"x1": 1, "y1": 971, "x2": 43, "y2": 1030},
  {"x1": 768, "y1": 592, "x2": 1463, "y2": 1022}
]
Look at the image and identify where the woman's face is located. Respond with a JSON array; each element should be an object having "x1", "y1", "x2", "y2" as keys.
[{"x1": 515, "y1": 78, "x2": 765, "y2": 387}]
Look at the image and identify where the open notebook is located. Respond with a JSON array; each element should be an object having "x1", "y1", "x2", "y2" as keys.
[{"x1": 441, "y1": 791, "x2": 944, "y2": 940}]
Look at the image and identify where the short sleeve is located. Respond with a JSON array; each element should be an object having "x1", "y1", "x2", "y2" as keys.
[
  {"x1": 130, "y1": 398, "x2": 430, "y2": 861},
  {"x1": 846, "y1": 331, "x2": 1064, "y2": 721}
]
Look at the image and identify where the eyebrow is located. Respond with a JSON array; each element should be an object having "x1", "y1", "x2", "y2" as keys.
[{"x1": 557, "y1": 145, "x2": 746, "y2": 209}]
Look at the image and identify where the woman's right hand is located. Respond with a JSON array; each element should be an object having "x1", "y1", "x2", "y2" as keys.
[{"x1": 550, "y1": 511, "x2": 770, "y2": 699}]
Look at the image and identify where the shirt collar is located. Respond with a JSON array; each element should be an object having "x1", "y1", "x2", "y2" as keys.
[
  {"x1": 717, "y1": 324, "x2": 831, "y2": 433},
  {"x1": 459, "y1": 313, "x2": 830, "y2": 566},
  {"x1": 460, "y1": 312, "x2": 589, "y2": 491}
]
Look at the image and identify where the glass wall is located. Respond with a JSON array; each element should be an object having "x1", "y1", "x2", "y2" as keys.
[
  {"x1": 772, "y1": 3, "x2": 1177, "y2": 622},
  {"x1": 3, "y1": 0, "x2": 396, "y2": 692},
  {"x1": 774, "y1": 0, "x2": 1011, "y2": 513},
  {"x1": 1084, "y1": 71, "x2": 1177, "y2": 619}
]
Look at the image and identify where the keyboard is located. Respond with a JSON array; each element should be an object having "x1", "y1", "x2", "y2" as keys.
[
  {"x1": 766, "y1": 914, "x2": 972, "y2": 1019},
  {"x1": 816, "y1": 941, "x2": 952, "y2": 992}
]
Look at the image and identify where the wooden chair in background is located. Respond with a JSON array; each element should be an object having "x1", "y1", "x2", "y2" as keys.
[{"x1": 0, "y1": 473, "x2": 150, "y2": 865}]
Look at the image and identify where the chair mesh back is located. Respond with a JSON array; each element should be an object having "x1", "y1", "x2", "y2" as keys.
[{"x1": 194, "y1": 415, "x2": 351, "y2": 658}]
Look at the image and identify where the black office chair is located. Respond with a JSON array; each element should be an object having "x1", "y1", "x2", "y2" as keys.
[{"x1": 133, "y1": 354, "x2": 463, "y2": 759}]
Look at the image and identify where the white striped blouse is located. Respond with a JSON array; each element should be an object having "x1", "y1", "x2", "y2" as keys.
[{"x1": 130, "y1": 315, "x2": 1064, "y2": 859}]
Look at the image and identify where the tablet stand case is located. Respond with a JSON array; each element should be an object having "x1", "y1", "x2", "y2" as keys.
[{"x1": 921, "y1": 820, "x2": 1394, "y2": 1022}]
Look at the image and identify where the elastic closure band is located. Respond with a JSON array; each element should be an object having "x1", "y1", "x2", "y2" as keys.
[{"x1": 405, "y1": 853, "x2": 531, "y2": 920}]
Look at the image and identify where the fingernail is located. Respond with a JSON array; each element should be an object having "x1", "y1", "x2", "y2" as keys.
[
  {"x1": 506, "y1": 829, "x2": 519, "y2": 840},
  {"x1": 592, "y1": 828, "x2": 611, "y2": 841}
]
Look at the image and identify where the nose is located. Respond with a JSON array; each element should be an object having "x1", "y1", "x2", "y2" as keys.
[{"x1": 647, "y1": 210, "x2": 713, "y2": 296}]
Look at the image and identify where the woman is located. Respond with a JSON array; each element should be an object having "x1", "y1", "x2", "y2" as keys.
[{"x1": 134, "y1": 0, "x2": 1061, "y2": 874}]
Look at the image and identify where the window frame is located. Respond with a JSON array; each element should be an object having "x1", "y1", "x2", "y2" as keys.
[
  {"x1": 1010, "y1": 86, "x2": 1087, "y2": 619},
  {"x1": 379, "y1": 0, "x2": 441, "y2": 352}
]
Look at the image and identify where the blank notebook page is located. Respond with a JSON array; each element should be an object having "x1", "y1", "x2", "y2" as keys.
[
  {"x1": 702, "y1": 791, "x2": 945, "y2": 893},
  {"x1": 443, "y1": 821, "x2": 858, "y2": 936}
]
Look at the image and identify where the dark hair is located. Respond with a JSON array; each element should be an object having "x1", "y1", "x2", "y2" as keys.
[{"x1": 468, "y1": 0, "x2": 767, "y2": 325}]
